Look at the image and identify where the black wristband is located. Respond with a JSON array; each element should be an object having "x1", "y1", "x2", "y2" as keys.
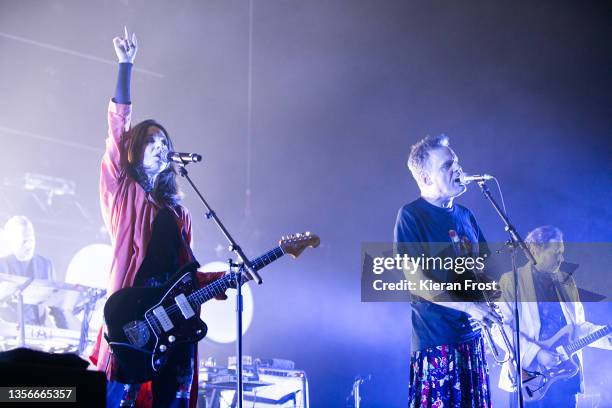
[{"x1": 113, "y1": 62, "x2": 133, "y2": 104}]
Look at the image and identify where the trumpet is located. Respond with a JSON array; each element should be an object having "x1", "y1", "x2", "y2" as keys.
[
  {"x1": 463, "y1": 269, "x2": 519, "y2": 388},
  {"x1": 471, "y1": 302, "x2": 518, "y2": 387}
]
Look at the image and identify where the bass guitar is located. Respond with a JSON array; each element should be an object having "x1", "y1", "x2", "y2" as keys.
[
  {"x1": 103, "y1": 232, "x2": 320, "y2": 383},
  {"x1": 522, "y1": 323, "x2": 611, "y2": 401}
]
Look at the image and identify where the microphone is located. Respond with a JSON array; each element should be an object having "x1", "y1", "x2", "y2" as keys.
[
  {"x1": 166, "y1": 151, "x2": 203, "y2": 164},
  {"x1": 459, "y1": 173, "x2": 494, "y2": 184}
]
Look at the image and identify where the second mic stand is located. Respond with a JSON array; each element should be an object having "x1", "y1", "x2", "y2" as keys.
[
  {"x1": 177, "y1": 163, "x2": 262, "y2": 408},
  {"x1": 477, "y1": 180, "x2": 536, "y2": 408}
]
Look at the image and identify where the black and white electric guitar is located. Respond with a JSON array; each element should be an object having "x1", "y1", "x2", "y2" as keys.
[
  {"x1": 103, "y1": 232, "x2": 320, "y2": 383},
  {"x1": 522, "y1": 323, "x2": 611, "y2": 402}
]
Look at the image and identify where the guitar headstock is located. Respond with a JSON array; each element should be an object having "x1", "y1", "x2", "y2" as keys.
[{"x1": 280, "y1": 232, "x2": 320, "y2": 258}]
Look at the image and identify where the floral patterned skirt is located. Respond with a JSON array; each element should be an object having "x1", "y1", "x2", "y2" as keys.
[{"x1": 408, "y1": 336, "x2": 492, "y2": 408}]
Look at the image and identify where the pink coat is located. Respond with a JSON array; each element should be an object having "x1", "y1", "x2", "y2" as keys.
[
  {"x1": 90, "y1": 102, "x2": 224, "y2": 407},
  {"x1": 90, "y1": 100, "x2": 193, "y2": 375}
]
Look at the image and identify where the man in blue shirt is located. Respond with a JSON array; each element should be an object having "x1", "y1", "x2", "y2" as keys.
[{"x1": 394, "y1": 134, "x2": 493, "y2": 408}]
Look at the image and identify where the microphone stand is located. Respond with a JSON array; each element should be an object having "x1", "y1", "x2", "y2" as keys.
[
  {"x1": 14, "y1": 277, "x2": 33, "y2": 347},
  {"x1": 177, "y1": 162, "x2": 262, "y2": 408},
  {"x1": 77, "y1": 288, "x2": 106, "y2": 355},
  {"x1": 476, "y1": 180, "x2": 536, "y2": 408}
]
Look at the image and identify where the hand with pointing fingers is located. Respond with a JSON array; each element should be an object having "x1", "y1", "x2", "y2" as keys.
[{"x1": 113, "y1": 26, "x2": 138, "y2": 64}]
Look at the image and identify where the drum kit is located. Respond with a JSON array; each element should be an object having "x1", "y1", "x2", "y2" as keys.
[{"x1": 0, "y1": 272, "x2": 106, "y2": 356}]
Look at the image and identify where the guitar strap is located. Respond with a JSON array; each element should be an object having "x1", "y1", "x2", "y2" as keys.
[
  {"x1": 172, "y1": 204, "x2": 197, "y2": 264},
  {"x1": 552, "y1": 278, "x2": 573, "y2": 310},
  {"x1": 180, "y1": 229, "x2": 197, "y2": 263}
]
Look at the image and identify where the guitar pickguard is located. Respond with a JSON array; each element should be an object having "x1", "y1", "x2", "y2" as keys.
[
  {"x1": 521, "y1": 322, "x2": 612, "y2": 402},
  {"x1": 123, "y1": 320, "x2": 151, "y2": 348}
]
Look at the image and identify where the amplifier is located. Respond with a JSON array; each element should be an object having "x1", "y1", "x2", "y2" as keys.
[{"x1": 200, "y1": 367, "x2": 309, "y2": 408}]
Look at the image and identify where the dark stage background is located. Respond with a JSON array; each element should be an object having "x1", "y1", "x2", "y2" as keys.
[{"x1": 0, "y1": 1, "x2": 611, "y2": 406}]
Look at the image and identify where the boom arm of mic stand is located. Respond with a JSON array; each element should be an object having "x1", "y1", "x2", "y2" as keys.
[
  {"x1": 177, "y1": 165, "x2": 262, "y2": 284},
  {"x1": 477, "y1": 181, "x2": 536, "y2": 264}
]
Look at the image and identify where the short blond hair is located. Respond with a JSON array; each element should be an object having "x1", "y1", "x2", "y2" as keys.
[{"x1": 407, "y1": 134, "x2": 449, "y2": 182}]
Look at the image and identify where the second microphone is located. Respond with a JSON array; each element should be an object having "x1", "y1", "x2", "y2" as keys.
[{"x1": 166, "y1": 151, "x2": 203, "y2": 164}]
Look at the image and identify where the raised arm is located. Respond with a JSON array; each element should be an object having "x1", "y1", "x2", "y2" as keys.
[
  {"x1": 112, "y1": 27, "x2": 137, "y2": 104},
  {"x1": 100, "y1": 28, "x2": 139, "y2": 228}
]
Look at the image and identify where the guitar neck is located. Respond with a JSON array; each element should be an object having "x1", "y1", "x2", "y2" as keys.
[
  {"x1": 190, "y1": 246, "x2": 285, "y2": 306},
  {"x1": 566, "y1": 325, "x2": 611, "y2": 354},
  {"x1": 250, "y1": 246, "x2": 285, "y2": 271}
]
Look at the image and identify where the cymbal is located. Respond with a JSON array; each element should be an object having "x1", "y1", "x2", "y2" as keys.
[{"x1": 0, "y1": 273, "x2": 30, "y2": 302}]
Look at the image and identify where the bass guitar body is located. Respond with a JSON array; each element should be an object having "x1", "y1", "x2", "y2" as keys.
[
  {"x1": 104, "y1": 262, "x2": 207, "y2": 384},
  {"x1": 522, "y1": 324, "x2": 580, "y2": 402}
]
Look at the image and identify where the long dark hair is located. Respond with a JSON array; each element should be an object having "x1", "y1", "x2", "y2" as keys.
[{"x1": 126, "y1": 119, "x2": 180, "y2": 207}]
